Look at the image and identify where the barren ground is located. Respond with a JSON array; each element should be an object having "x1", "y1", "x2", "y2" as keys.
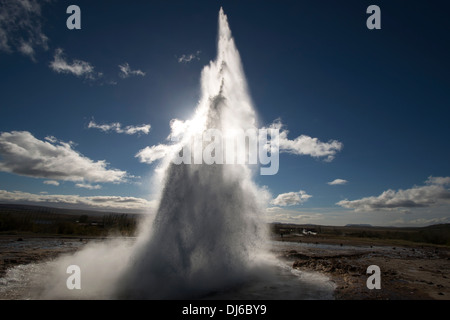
[
  {"x1": 274, "y1": 234, "x2": 450, "y2": 300},
  {"x1": 1, "y1": 234, "x2": 449, "y2": 300}
]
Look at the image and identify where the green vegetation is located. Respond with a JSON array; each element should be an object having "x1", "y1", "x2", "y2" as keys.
[
  {"x1": 270, "y1": 223, "x2": 450, "y2": 247},
  {"x1": 0, "y1": 204, "x2": 140, "y2": 236}
]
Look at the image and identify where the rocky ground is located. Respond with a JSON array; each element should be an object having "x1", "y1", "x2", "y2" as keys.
[
  {"x1": 1, "y1": 234, "x2": 450, "y2": 300},
  {"x1": 275, "y1": 236, "x2": 450, "y2": 300}
]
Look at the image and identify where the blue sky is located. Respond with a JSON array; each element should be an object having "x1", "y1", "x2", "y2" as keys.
[{"x1": 1, "y1": 0, "x2": 449, "y2": 226}]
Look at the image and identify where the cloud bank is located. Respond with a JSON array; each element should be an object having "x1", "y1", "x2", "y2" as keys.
[
  {"x1": 0, "y1": 189, "x2": 155, "y2": 213},
  {"x1": 337, "y1": 176, "x2": 450, "y2": 212},
  {"x1": 0, "y1": 131, "x2": 128, "y2": 184}
]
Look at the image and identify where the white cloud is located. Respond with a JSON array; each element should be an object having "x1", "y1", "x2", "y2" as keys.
[
  {"x1": 18, "y1": 40, "x2": 34, "y2": 57},
  {"x1": 43, "y1": 180, "x2": 59, "y2": 186},
  {"x1": 49, "y1": 48, "x2": 100, "y2": 79},
  {"x1": 44, "y1": 135, "x2": 57, "y2": 143},
  {"x1": 118, "y1": 62, "x2": 146, "y2": 78},
  {"x1": 122, "y1": 125, "x2": 151, "y2": 135},
  {"x1": 270, "y1": 190, "x2": 312, "y2": 206},
  {"x1": 337, "y1": 177, "x2": 450, "y2": 212},
  {"x1": 168, "y1": 118, "x2": 191, "y2": 140},
  {"x1": 178, "y1": 50, "x2": 201, "y2": 63},
  {"x1": 265, "y1": 120, "x2": 343, "y2": 162},
  {"x1": 426, "y1": 176, "x2": 450, "y2": 186},
  {"x1": 0, "y1": 0, "x2": 50, "y2": 60},
  {"x1": 88, "y1": 121, "x2": 151, "y2": 136},
  {"x1": 0, "y1": 189, "x2": 157, "y2": 213},
  {"x1": 0, "y1": 131, "x2": 129, "y2": 184},
  {"x1": 135, "y1": 144, "x2": 174, "y2": 164},
  {"x1": 135, "y1": 118, "x2": 200, "y2": 164},
  {"x1": 75, "y1": 183, "x2": 102, "y2": 190},
  {"x1": 264, "y1": 207, "x2": 324, "y2": 224},
  {"x1": 328, "y1": 179, "x2": 348, "y2": 185}
]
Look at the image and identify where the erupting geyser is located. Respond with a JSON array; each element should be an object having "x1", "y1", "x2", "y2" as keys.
[
  {"x1": 38, "y1": 7, "x2": 270, "y2": 300},
  {"x1": 2, "y1": 8, "x2": 335, "y2": 301},
  {"x1": 115, "y1": 7, "x2": 268, "y2": 299}
]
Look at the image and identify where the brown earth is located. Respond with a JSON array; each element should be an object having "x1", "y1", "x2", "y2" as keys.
[
  {"x1": 1, "y1": 234, "x2": 450, "y2": 300},
  {"x1": 275, "y1": 235, "x2": 450, "y2": 300}
]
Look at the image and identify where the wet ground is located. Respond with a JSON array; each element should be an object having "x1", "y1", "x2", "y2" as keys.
[
  {"x1": 1, "y1": 234, "x2": 449, "y2": 300},
  {"x1": 0, "y1": 235, "x2": 336, "y2": 300},
  {"x1": 273, "y1": 237, "x2": 450, "y2": 300},
  {"x1": 0, "y1": 235, "x2": 89, "y2": 279}
]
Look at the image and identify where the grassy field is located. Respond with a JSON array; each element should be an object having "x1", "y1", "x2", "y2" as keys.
[
  {"x1": 270, "y1": 222, "x2": 450, "y2": 247},
  {"x1": 0, "y1": 204, "x2": 140, "y2": 237}
]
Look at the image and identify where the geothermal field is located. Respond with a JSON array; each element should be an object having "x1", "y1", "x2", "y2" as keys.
[{"x1": 1, "y1": 3, "x2": 449, "y2": 308}]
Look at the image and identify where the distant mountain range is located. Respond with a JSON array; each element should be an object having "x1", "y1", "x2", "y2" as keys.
[{"x1": 345, "y1": 224, "x2": 373, "y2": 227}]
